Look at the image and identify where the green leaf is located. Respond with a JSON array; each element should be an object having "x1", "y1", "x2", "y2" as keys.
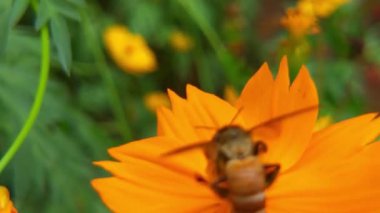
[
  {"x1": 50, "y1": 15, "x2": 72, "y2": 75},
  {"x1": 364, "y1": 29, "x2": 380, "y2": 66},
  {"x1": 66, "y1": 0, "x2": 86, "y2": 7},
  {"x1": 0, "y1": 8, "x2": 11, "y2": 55},
  {"x1": 34, "y1": 0, "x2": 52, "y2": 30},
  {"x1": 0, "y1": 0, "x2": 12, "y2": 10},
  {"x1": 9, "y1": 0, "x2": 29, "y2": 26},
  {"x1": 129, "y1": 1, "x2": 163, "y2": 38},
  {"x1": 51, "y1": 0, "x2": 81, "y2": 21}
]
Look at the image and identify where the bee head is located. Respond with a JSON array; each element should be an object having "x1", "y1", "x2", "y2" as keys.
[{"x1": 213, "y1": 125, "x2": 253, "y2": 160}]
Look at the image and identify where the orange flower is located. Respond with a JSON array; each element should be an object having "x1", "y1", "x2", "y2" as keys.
[
  {"x1": 92, "y1": 57, "x2": 380, "y2": 212},
  {"x1": 0, "y1": 186, "x2": 17, "y2": 213},
  {"x1": 103, "y1": 25, "x2": 157, "y2": 74}
]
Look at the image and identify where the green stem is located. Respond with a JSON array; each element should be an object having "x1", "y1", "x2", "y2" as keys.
[
  {"x1": 82, "y1": 14, "x2": 133, "y2": 141},
  {"x1": 176, "y1": 0, "x2": 242, "y2": 86},
  {"x1": 97, "y1": 60, "x2": 133, "y2": 141},
  {"x1": 176, "y1": 0, "x2": 226, "y2": 58},
  {"x1": 0, "y1": 4, "x2": 50, "y2": 173}
]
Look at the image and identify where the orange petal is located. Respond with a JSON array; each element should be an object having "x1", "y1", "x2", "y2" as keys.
[
  {"x1": 108, "y1": 136, "x2": 209, "y2": 177},
  {"x1": 238, "y1": 60, "x2": 318, "y2": 171},
  {"x1": 166, "y1": 89, "x2": 217, "y2": 140},
  {"x1": 156, "y1": 106, "x2": 199, "y2": 144},
  {"x1": 92, "y1": 177, "x2": 229, "y2": 212},
  {"x1": 236, "y1": 63, "x2": 275, "y2": 127},
  {"x1": 271, "y1": 56, "x2": 290, "y2": 116},
  {"x1": 260, "y1": 65, "x2": 318, "y2": 170},
  {"x1": 186, "y1": 84, "x2": 244, "y2": 138},
  {"x1": 266, "y1": 142, "x2": 380, "y2": 212},
  {"x1": 290, "y1": 113, "x2": 380, "y2": 170},
  {"x1": 94, "y1": 159, "x2": 210, "y2": 196}
]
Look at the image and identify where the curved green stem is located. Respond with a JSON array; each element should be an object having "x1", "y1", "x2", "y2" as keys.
[{"x1": 0, "y1": 8, "x2": 50, "y2": 173}]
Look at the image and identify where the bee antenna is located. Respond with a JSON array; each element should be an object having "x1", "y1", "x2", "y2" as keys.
[
  {"x1": 229, "y1": 107, "x2": 244, "y2": 125},
  {"x1": 193, "y1": 107, "x2": 244, "y2": 130},
  {"x1": 247, "y1": 105, "x2": 319, "y2": 133},
  {"x1": 162, "y1": 141, "x2": 212, "y2": 156}
]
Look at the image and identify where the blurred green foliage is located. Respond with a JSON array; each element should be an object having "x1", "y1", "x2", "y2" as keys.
[{"x1": 0, "y1": 0, "x2": 380, "y2": 212}]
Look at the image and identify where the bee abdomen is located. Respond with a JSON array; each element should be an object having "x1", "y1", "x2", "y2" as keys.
[
  {"x1": 230, "y1": 192, "x2": 265, "y2": 213},
  {"x1": 226, "y1": 157, "x2": 266, "y2": 213}
]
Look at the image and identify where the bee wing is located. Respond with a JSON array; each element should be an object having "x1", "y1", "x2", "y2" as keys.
[
  {"x1": 248, "y1": 105, "x2": 318, "y2": 133},
  {"x1": 264, "y1": 163, "x2": 280, "y2": 188},
  {"x1": 248, "y1": 105, "x2": 318, "y2": 140}
]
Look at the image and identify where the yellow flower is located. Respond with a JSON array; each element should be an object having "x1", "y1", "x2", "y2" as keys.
[
  {"x1": 92, "y1": 57, "x2": 380, "y2": 212},
  {"x1": 298, "y1": 0, "x2": 349, "y2": 17},
  {"x1": 281, "y1": 7, "x2": 318, "y2": 38},
  {"x1": 169, "y1": 31, "x2": 193, "y2": 52},
  {"x1": 297, "y1": 0, "x2": 315, "y2": 16},
  {"x1": 144, "y1": 91, "x2": 170, "y2": 112},
  {"x1": 0, "y1": 186, "x2": 17, "y2": 213},
  {"x1": 223, "y1": 85, "x2": 238, "y2": 105},
  {"x1": 103, "y1": 25, "x2": 157, "y2": 74}
]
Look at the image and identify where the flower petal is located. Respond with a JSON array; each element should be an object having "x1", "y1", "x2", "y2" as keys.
[
  {"x1": 293, "y1": 113, "x2": 380, "y2": 167},
  {"x1": 186, "y1": 84, "x2": 244, "y2": 138},
  {"x1": 187, "y1": 85, "x2": 241, "y2": 127},
  {"x1": 156, "y1": 106, "x2": 199, "y2": 144},
  {"x1": 108, "y1": 136, "x2": 209, "y2": 177},
  {"x1": 92, "y1": 177, "x2": 229, "y2": 213},
  {"x1": 158, "y1": 87, "x2": 243, "y2": 143},
  {"x1": 236, "y1": 62, "x2": 274, "y2": 127},
  {"x1": 237, "y1": 59, "x2": 318, "y2": 171},
  {"x1": 260, "y1": 65, "x2": 318, "y2": 169},
  {"x1": 166, "y1": 89, "x2": 216, "y2": 141},
  {"x1": 266, "y1": 142, "x2": 380, "y2": 212}
]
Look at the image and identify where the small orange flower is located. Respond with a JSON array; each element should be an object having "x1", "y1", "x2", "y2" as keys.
[
  {"x1": 104, "y1": 25, "x2": 157, "y2": 74},
  {"x1": 92, "y1": 57, "x2": 380, "y2": 212},
  {"x1": 169, "y1": 30, "x2": 193, "y2": 52},
  {"x1": 0, "y1": 186, "x2": 17, "y2": 213},
  {"x1": 144, "y1": 91, "x2": 170, "y2": 112}
]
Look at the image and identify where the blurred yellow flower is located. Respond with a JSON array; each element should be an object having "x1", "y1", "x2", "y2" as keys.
[
  {"x1": 224, "y1": 85, "x2": 238, "y2": 105},
  {"x1": 104, "y1": 25, "x2": 157, "y2": 74},
  {"x1": 0, "y1": 186, "x2": 17, "y2": 213},
  {"x1": 297, "y1": 0, "x2": 315, "y2": 16},
  {"x1": 281, "y1": 8, "x2": 318, "y2": 38},
  {"x1": 298, "y1": 0, "x2": 349, "y2": 17},
  {"x1": 144, "y1": 91, "x2": 170, "y2": 112},
  {"x1": 313, "y1": 115, "x2": 333, "y2": 131},
  {"x1": 170, "y1": 31, "x2": 193, "y2": 52}
]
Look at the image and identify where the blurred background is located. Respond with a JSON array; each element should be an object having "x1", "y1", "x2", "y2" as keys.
[{"x1": 0, "y1": 0, "x2": 380, "y2": 212}]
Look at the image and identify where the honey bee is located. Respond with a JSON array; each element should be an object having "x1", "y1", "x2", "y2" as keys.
[{"x1": 164, "y1": 105, "x2": 318, "y2": 212}]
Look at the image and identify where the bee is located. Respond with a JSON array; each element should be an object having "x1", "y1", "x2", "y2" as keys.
[{"x1": 164, "y1": 105, "x2": 318, "y2": 212}]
